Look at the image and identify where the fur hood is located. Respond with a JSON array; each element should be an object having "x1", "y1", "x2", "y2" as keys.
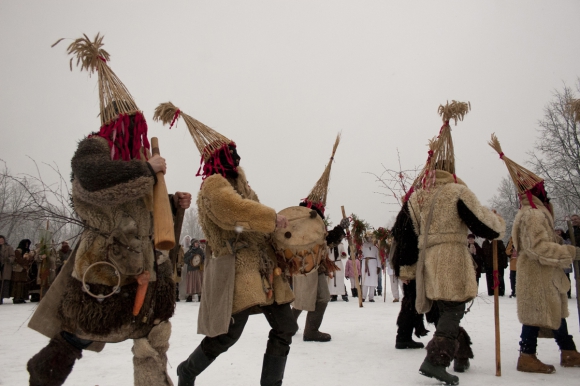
[
  {"x1": 198, "y1": 167, "x2": 293, "y2": 314},
  {"x1": 512, "y1": 195, "x2": 576, "y2": 329},
  {"x1": 408, "y1": 170, "x2": 505, "y2": 302}
]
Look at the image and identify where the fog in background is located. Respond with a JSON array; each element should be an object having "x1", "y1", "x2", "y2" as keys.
[{"x1": 1, "y1": 1, "x2": 579, "y2": 229}]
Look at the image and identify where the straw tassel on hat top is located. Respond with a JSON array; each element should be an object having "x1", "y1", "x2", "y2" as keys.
[
  {"x1": 53, "y1": 34, "x2": 149, "y2": 161},
  {"x1": 300, "y1": 133, "x2": 341, "y2": 218},
  {"x1": 422, "y1": 100, "x2": 471, "y2": 189},
  {"x1": 488, "y1": 133, "x2": 546, "y2": 209},
  {"x1": 153, "y1": 102, "x2": 236, "y2": 179}
]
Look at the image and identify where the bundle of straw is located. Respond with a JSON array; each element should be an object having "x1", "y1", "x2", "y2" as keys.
[
  {"x1": 153, "y1": 102, "x2": 232, "y2": 161},
  {"x1": 488, "y1": 133, "x2": 543, "y2": 195},
  {"x1": 54, "y1": 33, "x2": 140, "y2": 126},
  {"x1": 304, "y1": 133, "x2": 341, "y2": 208}
]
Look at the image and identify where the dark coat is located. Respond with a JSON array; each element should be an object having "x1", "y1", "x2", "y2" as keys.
[{"x1": 481, "y1": 239, "x2": 508, "y2": 270}]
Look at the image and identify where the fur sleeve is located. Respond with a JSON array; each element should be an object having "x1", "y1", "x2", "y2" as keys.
[
  {"x1": 457, "y1": 186, "x2": 505, "y2": 240},
  {"x1": 391, "y1": 201, "x2": 419, "y2": 279},
  {"x1": 72, "y1": 137, "x2": 155, "y2": 193},
  {"x1": 199, "y1": 174, "x2": 277, "y2": 233},
  {"x1": 520, "y1": 210, "x2": 576, "y2": 268}
]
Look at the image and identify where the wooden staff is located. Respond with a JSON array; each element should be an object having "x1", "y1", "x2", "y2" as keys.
[
  {"x1": 341, "y1": 206, "x2": 363, "y2": 308},
  {"x1": 169, "y1": 208, "x2": 186, "y2": 270},
  {"x1": 493, "y1": 239, "x2": 501, "y2": 376},
  {"x1": 151, "y1": 137, "x2": 175, "y2": 250},
  {"x1": 39, "y1": 220, "x2": 50, "y2": 300},
  {"x1": 566, "y1": 220, "x2": 580, "y2": 332}
]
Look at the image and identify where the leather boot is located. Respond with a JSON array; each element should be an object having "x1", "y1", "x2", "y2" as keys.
[
  {"x1": 420, "y1": 336, "x2": 459, "y2": 384},
  {"x1": 330, "y1": 295, "x2": 338, "y2": 302},
  {"x1": 395, "y1": 340, "x2": 424, "y2": 349},
  {"x1": 419, "y1": 360, "x2": 458, "y2": 385},
  {"x1": 341, "y1": 295, "x2": 349, "y2": 302},
  {"x1": 350, "y1": 288, "x2": 356, "y2": 297},
  {"x1": 177, "y1": 346, "x2": 215, "y2": 386},
  {"x1": 516, "y1": 353, "x2": 555, "y2": 374},
  {"x1": 260, "y1": 354, "x2": 287, "y2": 386},
  {"x1": 27, "y1": 333, "x2": 83, "y2": 386},
  {"x1": 303, "y1": 302, "x2": 331, "y2": 342},
  {"x1": 561, "y1": 350, "x2": 580, "y2": 367},
  {"x1": 352, "y1": 287, "x2": 358, "y2": 298}
]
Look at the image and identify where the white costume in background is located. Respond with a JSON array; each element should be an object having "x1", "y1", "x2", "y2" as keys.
[
  {"x1": 327, "y1": 243, "x2": 347, "y2": 296},
  {"x1": 361, "y1": 241, "x2": 380, "y2": 301},
  {"x1": 386, "y1": 256, "x2": 403, "y2": 301}
]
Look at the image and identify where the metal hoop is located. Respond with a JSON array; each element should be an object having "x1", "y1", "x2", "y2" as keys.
[{"x1": 81, "y1": 261, "x2": 121, "y2": 300}]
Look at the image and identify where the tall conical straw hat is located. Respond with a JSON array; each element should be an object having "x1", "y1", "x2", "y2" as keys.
[
  {"x1": 53, "y1": 33, "x2": 149, "y2": 161},
  {"x1": 488, "y1": 133, "x2": 543, "y2": 195},
  {"x1": 153, "y1": 102, "x2": 235, "y2": 178},
  {"x1": 422, "y1": 100, "x2": 470, "y2": 188},
  {"x1": 301, "y1": 133, "x2": 341, "y2": 215}
]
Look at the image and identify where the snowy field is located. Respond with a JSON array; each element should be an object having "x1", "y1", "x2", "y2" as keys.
[{"x1": 0, "y1": 278, "x2": 578, "y2": 386}]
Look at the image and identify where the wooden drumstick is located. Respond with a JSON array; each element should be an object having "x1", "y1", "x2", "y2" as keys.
[{"x1": 151, "y1": 137, "x2": 175, "y2": 250}]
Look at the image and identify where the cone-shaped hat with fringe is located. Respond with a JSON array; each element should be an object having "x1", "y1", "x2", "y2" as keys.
[
  {"x1": 53, "y1": 33, "x2": 149, "y2": 161},
  {"x1": 422, "y1": 100, "x2": 470, "y2": 188},
  {"x1": 153, "y1": 102, "x2": 236, "y2": 178},
  {"x1": 300, "y1": 133, "x2": 341, "y2": 217},
  {"x1": 488, "y1": 133, "x2": 546, "y2": 209},
  {"x1": 403, "y1": 137, "x2": 438, "y2": 202}
]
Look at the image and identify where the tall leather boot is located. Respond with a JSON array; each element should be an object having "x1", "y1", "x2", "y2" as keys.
[
  {"x1": 177, "y1": 346, "x2": 214, "y2": 386},
  {"x1": 303, "y1": 302, "x2": 331, "y2": 342},
  {"x1": 260, "y1": 354, "x2": 287, "y2": 386},
  {"x1": 27, "y1": 333, "x2": 83, "y2": 386},
  {"x1": 419, "y1": 337, "x2": 459, "y2": 385},
  {"x1": 453, "y1": 327, "x2": 473, "y2": 372}
]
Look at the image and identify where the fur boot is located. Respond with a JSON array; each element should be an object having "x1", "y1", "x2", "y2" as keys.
[
  {"x1": 27, "y1": 333, "x2": 82, "y2": 386},
  {"x1": 303, "y1": 302, "x2": 331, "y2": 342},
  {"x1": 413, "y1": 313, "x2": 430, "y2": 338},
  {"x1": 517, "y1": 353, "x2": 556, "y2": 373},
  {"x1": 421, "y1": 336, "x2": 459, "y2": 384},
  {"x1": 561, "y1": 350, "x2": 580, "y2": 367},
  {"x1": 133, "y1": 321, "x2": 173, "y2": 386},
  {"x1": 453, "y1": 327, "x2": 474, "y2": 372}
]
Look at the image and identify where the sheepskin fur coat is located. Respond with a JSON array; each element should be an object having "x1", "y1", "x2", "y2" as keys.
[
  {"x1": 407, "y1": 170, "x2": 505, "y2": 302},
  {"x1": 197, "y1": 168, "x2": 294, "y2": 315},
  {"x1": 512, "y1": 195, "x2": 577, "y2": 330},
  {"x1": 55, "y1": 136, "x2": 175, "y2": 342}
]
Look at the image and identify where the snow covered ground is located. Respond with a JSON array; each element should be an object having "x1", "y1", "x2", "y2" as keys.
[{"x1": 1, "y1": 279, "x2": 578, "y2": 386}]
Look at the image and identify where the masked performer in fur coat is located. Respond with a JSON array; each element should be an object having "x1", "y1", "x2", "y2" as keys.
[
  {"x1": 489, "y1": 133, "x2": 580, "y2": 373},
  {"x1": 287, "y1": 133, "x2": 343, "y2": 342},
  {"x1": 406, "y1": 102, "x2": 505, "y2": 385},
  {"x1": 153, "y1": 102, "x2": 296, "y2": 386},
  {"x1": 26, "y1": 34, "x2": 192, "y2": 386}
]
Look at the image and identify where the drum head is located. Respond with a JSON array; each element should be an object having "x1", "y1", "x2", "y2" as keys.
[{"x1": 273, "y1": 206, "x2": 326, "y2": 250}]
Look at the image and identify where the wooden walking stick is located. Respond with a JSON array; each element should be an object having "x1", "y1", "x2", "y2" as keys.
[
  {"x1": 169, "y1": 207, "x2": 186, "y2": 270},
  {"x1": 566, "y1": 220, "x2": 580, "y2": 332},
  {"x1": 492, "y1": 239, "x2": 502, "y2": 376},
  {"x1": 151, "y1": 137, "x2": 176, "y2": 250},
  {"x1": 341, "y1": 206, "x2": 363, "y2": 308}
]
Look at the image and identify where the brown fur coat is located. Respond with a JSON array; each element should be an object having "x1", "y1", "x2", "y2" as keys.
[
  {"x1": 512, "y1": 196, "x2": 576, "y2": 330},
  {"x1": 197, "y1": 168, "x2": 294, "y2": 315},
  {"x1": 408, "y1": 171, "x2": 505, "y2": 302}
]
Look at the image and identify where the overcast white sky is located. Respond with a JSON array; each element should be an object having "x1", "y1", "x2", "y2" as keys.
[{"x1": 1, "y1": 1, "x2": 579, "y2": 228}]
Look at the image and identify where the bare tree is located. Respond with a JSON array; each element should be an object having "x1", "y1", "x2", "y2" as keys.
[
  {"x1": 181, "y1": 207, "x2": 204, "y2": 243},
  {"x1": 529, "y1": 80, "x2": 580, "y2": 217},
  {"x1": 488, "y1": 176, "x2": 519, "y2": 242}
]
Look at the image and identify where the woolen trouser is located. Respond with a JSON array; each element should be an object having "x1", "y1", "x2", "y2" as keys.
[
  {"x1": 519, "y1": 319, "x2": 576, "y2": 354},
  {"x1": 200, "y1": 302, "x2": 298, "y2": 359}
]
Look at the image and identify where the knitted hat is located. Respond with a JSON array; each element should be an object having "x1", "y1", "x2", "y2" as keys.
[
  {"x1": 300, "y1": 133, "x2": 341, "y2": 217},
  {"x1": 53, "y1": 33, "x2": 149, "y2": 161},
  {"x1": 153, "y1": 102, "x2": 236, "y2": 178},
  {"x1": 488, "y1": 133, "x2": 545, "y2": 208},
  {"x1": 422, "y1": 100, "x2": 471, "y2": 189}
]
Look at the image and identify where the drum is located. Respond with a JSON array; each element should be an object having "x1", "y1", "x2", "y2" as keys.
[{"x1": 272, "y1": 206, "x2": 327, "y2": 274}]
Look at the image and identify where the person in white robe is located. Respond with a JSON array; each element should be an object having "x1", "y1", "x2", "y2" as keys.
[
  {"x1": 360, "y1": 233, "x2": 380, "y2": 302},
  {"x1": 327, "y1": 242, "x2": 348, "y2": 301}
]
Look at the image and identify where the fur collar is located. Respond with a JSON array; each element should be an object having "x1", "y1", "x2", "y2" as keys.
[{"x1": 433, "y1": 170, "x2": 466, "y2": 187}]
